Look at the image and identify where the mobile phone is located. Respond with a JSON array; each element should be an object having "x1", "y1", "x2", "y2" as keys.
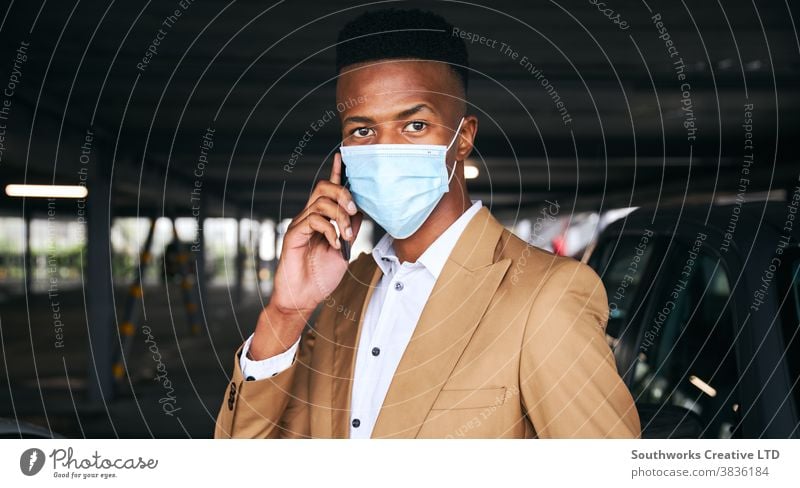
[
  {"x1": 339, "y1": 231, "x2": 351, "y2": 261},
  {"x1": 338, "y1": 156, "x2": 351, "y2": 261}
]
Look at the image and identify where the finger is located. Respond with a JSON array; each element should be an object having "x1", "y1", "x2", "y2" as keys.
[
  {"x1": 330, "y1": 152, "x2": 342, "y2": 186},
  {"x1": 301, "y1": 213, "x2": 340, "y2": 249},
  {"x1": 308, "y1": 180, "x2": 357, "y2": 216},
  {"x1": 301, "y1": 196, "x2": 353, "y2": 241}
]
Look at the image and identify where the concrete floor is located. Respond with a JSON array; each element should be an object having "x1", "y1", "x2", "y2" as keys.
[{"x1": 0, "y1": 283, "x2": 265, "y2": 438}]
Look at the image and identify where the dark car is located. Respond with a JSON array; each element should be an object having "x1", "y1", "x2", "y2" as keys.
[{"x1": 589, "y1": 197, "x2": 800, "y2": 438}]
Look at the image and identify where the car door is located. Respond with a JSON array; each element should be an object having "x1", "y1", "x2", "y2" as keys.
[{"x1": 591, "y1": 230, "x2": 742, "y2": 438}]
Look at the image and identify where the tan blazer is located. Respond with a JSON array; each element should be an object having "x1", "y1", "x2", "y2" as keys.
[{"x1": 214, "y1": 207, "x2": 640, "y2": 438}]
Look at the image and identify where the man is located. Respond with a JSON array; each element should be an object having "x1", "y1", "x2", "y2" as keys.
[{"x1": 214, "y1": 8, "x2": 640, "y2": 439}]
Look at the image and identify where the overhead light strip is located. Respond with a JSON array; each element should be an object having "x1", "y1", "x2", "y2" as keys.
[{"x1": 5, "y1": 184, "x2": 88, "y2": 199}]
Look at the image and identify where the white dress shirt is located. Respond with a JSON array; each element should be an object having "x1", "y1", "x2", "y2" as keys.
[{"x1": 240, "y1": 200, "x2": 483, "y2": 438}]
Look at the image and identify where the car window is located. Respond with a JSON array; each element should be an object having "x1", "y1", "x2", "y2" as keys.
[
  {"x1": 590, "y1": 232, "x2": 655, "y2": 350},
  {"x1": 630, "y1": 245, "x2": 740, "y2": 438}
]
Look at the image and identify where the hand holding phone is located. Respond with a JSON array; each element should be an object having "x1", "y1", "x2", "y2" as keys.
[{"x1": 250, "y1": 152, "x2": 361, "y2": 359}]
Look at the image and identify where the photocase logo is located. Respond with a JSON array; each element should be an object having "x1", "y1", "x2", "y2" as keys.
[{"x1": 20, "y1": 448, "x2": 45, "y2": 476}]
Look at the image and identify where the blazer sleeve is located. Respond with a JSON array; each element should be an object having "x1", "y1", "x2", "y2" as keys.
[
  {"x1": 519, "y1": 259, "x2": 641, "y2": 438},
  {"x1": 213, "y1": 326, "x2": 316, "y2": 439}
]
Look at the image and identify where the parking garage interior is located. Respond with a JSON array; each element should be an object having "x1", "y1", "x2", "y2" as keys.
[{"x1": 0, "y1": 1, "x2": 798, "y2": 438}]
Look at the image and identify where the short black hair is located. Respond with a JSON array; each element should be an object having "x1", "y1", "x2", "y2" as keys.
[{"x1": 335, "y1": 8, "x2": 469, "y2": 93}]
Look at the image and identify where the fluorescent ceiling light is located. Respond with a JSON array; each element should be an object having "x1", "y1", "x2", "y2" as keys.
[
  {"x1": 464, "y1": 165, "x2": 479, "y2": 180},
  {"x1": 5, "y1": 184, "x2": 88, "y2": 199},
  {"x1": 689, "y1": 375, "x2": 717, "y2": 397}
]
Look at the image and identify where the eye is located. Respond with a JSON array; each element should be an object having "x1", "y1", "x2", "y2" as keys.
[
  {"x1": 403, "y1": 120, "x2": 427, "y2": 133},
  {"x1": 351, "y1": 127, "x2": 374, "y2": 138}
]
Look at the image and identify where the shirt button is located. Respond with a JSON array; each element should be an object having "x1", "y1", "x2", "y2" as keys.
[
  {"x1": 245, "y1": 376, "x2": 255, "y2": 381},
  {"x1": 352, "y1": 418, "x2": 361, "y2": 428},
  {"x1": 394, "y1": 281, "x2": 404, "y2": 291},
  {"x1": 371, "y1": 347, "x2": 380, "y2": 356}
]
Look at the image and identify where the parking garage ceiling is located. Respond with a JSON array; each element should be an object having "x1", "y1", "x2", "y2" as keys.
[{"x1": 0, "y1": 0, "x2": 797, "y2": 220}]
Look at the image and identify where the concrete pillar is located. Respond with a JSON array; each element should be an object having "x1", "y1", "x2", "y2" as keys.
[
  {"x1": 24, "y1": 214, "x2": 32, "y2": 295},
  {"x1": 194, "y1": 200, "x2": 207, "y2": 316},
  {"x1": 234, "y1": 212, "x2": 244, "y2": 305},
  {"x1": 86, "y1": 156, "x2": 114, "y2": 405}
]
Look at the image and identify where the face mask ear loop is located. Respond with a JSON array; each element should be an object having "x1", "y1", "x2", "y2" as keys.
[
  {"x1": 446, "y1": 117, "x2": 466, "y2": 151},
  {"x1": 445, "y1": 117, "x2": 466, "y2": 184}
]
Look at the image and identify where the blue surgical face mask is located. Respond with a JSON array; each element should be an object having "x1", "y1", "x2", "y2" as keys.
[{"x1": 340, "y1": 117, "x2": 465, "y2": 239}]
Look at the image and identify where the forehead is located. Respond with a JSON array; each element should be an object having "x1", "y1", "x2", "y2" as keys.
[{"x1": 335, "y1": 60, "x2": 463, "y2": 118}]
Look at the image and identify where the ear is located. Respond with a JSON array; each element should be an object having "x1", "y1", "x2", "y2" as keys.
[{"x1": 455, "y1": 115, "x2": 478, "y2": 162}]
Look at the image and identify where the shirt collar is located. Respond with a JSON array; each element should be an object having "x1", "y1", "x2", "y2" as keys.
[{"x1": 371, "y1": 200, "x2": 483, "y2": 279}]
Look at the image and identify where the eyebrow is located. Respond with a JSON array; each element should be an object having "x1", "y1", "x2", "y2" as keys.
[
  {"x1": 342, "y1": 114, "x2": 374, "y2": 125},
  {"x1": 396, "y1": 103, "x2": 435, "y2": 119},
  {"x1": 342, "y1": 103, "x2": 436, "y2": 126}
]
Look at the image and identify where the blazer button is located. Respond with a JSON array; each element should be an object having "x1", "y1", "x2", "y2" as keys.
[
  {"x1": 351, "y1": 418, "x2": 361, "y2": 428},
  {"x1": 227, "y1": 382, "x2": 237, "y2": 410}
]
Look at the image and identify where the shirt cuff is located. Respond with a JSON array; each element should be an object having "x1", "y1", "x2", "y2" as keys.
[{"x1": 239, "y1": 333, "x2": 300, "y2": 380}]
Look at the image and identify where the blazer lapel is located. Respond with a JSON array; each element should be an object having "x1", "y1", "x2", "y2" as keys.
[
  {"x1": 371, "y1": 207, "x2": 511, "y2": 438},
  {"x1": 331, "y1": 258, "x2": 382, "y2": 438}
]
